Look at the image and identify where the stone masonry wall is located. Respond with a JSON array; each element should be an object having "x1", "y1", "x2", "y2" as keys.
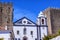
[{"x1": 43, "y1": 8, "x2": 60, "y2": 34}]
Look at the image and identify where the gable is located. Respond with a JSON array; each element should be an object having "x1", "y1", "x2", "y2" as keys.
[{"x1": 14, "y1": 17, "x2": 36, "y2": 26}]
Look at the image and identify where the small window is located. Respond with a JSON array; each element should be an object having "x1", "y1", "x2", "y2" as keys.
[
  {"x1": 18, "y1": 38, "x2": 20, "y2": 40},
  {"x1": 42, "y1": 19, "x2": 44, "y2": 24},
  {"x1": 8, "y1": 7, "x2": 10, "y2": 13},
  {"x1": 23, "y1": 28, "x2": 26, "y2": 35},
  {"x1": 24, "y1": 21, "x2": 26, "y2": 23},
  {"x1": 0, "y1": 7, "x2": 2, "y2": 12},
  {"x1": 17, "y1": 30, "x2": 19, "y2": 35},
  {"x1": 7, "y1": 21, "x2": 9, "y2": 23},
  {"x1": 31, "y1": 31, "x2": 33, "y2": 35},
  {"x1": 40, "y1": 39, "x2": 41, "y2": 40},
  {"x1": 35, "y1": 38, "x2": 37, "y2": 40}
]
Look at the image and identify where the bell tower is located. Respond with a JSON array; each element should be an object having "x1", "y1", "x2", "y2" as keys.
[{"x1": 37, "y1": 11, "x2": 48, "y2": 40}]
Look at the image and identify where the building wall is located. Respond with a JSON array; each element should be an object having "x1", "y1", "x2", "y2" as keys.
[
  {"x1": 43, "y1": 8, "x2": 60, "y2": 34},
  {"x1": 40, "y1": 27, "x2": 48, "y2": 39},
  {"x1": 0, "y1": 33, "x2": 11, "y2": 40},
  {"x1": 0, "y1": 2, "x2": 13, "y2": 31},
  {"x1": 13, "y1": 26, "x2": 37, "y2": 40}
]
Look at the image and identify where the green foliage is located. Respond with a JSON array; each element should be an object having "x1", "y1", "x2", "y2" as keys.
[
  {"x1": 43, "y1": 29, "x2": 60, "y2": 40},
  {"x1": 0, "y1": 38, "x2": 4, "y2": 40},
  {"x1": 58, "y1": 29, "x2": 60, "y2": 35},
  {"x1": 43, "y1": 35, "x2": 49, "y2": 40}
]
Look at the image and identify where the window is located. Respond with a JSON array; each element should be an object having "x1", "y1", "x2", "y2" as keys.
[
  {"x1": 23, "y1": 28, "x2": 26, "y2": 35},
  {"x1": 35, "y1": 38, "x2": 37, "y2": 40},
  {"x1": 40, "y1": 39, "x2": 41, "y2": 40},
  {"x1": 18, "y1": 38, "x2": 20, "y2": 40},
  {"x1": 31, "y1": 31, "x2": 33, "y2": 35},
  {"x1": 8, "y1": 7, "x2": 10, "y2": 13},
  {"x1": 7, "y1": 18, "x2": 10, "y2": 23},
  {"x1": 0, "y1": 7, "x2": 2, "y2": 12},
  {"x1": 24, "y1": 21, "x2": 26, "y2": 23},
  {"x1": 31, "y1": 31, "x2": 33, "y2": 37},
  {"x1": 23, "y1": 21, "x2": 27, "y2": 24},
  {"x1": 17, "y1": 30, "x2": 19, "y2": 35},
  {"x1": 23, "y1": 37, "x2": 27, "y2": 40},
  {"x1": 42, "y1": 19, "x2": 44, "y2": 24}
]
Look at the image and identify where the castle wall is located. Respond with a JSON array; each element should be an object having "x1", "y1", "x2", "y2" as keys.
[
  {"x1": 43, "y1": 8, "x2": 60, "y2": 34},
  {"x1": 0, "y1": 2, "x2": 13, "y2": 31}
]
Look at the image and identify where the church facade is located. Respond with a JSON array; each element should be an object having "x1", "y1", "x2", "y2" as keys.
[{"x1": 13, "y1": 12, "x2": 48, "y2": 40}]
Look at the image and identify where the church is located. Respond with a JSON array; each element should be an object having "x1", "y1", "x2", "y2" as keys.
[{"x1": 13, "y1": 11, "x2": 48, "y2": 40}]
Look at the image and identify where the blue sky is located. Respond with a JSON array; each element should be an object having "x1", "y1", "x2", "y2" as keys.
[{"x1": 0, "y1": 0, "x2": 60, "y2": 22}]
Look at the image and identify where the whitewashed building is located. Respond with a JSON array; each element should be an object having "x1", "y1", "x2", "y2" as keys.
[
  {"x1": 37, "y1": 11, "x2": 48, "y2": 40},
  {"x1": 13, "y1": 17, "x2": 37, "y2": 40},
  {"x1": 0, "y1": 30, "x2": 11, "y2": 40},
  {"x1": 13, "y1": 11, "x2": 48, "y2": 40}
]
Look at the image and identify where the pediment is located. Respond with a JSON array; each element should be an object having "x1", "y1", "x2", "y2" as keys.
[{"x1": 14, "y1": 17, "x2": 36, "y2": 26}]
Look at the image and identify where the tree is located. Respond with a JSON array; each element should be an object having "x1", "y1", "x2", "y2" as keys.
[{"x1": 0, "y1": 38, "x2": 4, "y2": 40}]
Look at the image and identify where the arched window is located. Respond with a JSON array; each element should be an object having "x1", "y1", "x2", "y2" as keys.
[
  {"x1": 17, "y1": 30, "x2": 19, "y2": 35},
  {"x1": 23, "y1": 28, "x2": 26, "y2": 35},
  {"x1": 42, "y1": 19, "x2": 44, "y2": 24},
  {"x1": 23, "y1": 36, "x2": 27, "y2": 40}
]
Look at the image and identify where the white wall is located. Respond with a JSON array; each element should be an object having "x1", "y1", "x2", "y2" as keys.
[
  {"x1": 0, "y1": 33, "x2": 11, "y2": 40},
  {"x1": 13, "y1": 26, "x2": 37, "y2": 40},
  {"x1": 40, "y1": 27, "x2": 47, "y2": 40}
]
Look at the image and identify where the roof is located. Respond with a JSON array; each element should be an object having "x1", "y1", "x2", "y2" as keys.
[
  {"x1": 0, "y1": 30, "x2": 11, "y2": 34},
  {"x1": 38, "y1": 11, "x2": 46, "y2": 17},
  {"x1": 14, "y1": 17, "x2": 37, "y2": 26}
]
